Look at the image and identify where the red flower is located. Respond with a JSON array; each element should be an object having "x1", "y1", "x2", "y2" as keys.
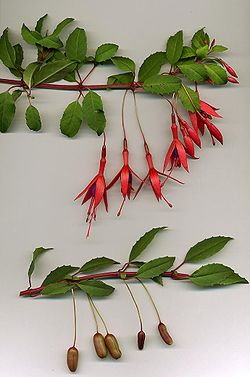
[
  {"x1": 180, "y1": 126, "x2": 195, "y2": 158},
  {"x1": 199, "y1": 100, "x2": 222, "y2": 118},
  {"x1": 74, "y1": 143, "x2": 108, "y2": 238},
  {"x1": 189, "y1": 99, "x2": 222, "y2": 137},
  {"x1": 197, "y1": 113, "x2": 223, "y2": 145},
  {"x1": 177, "y1": 114, "x2": 201, "y2": 148},
  {"x1": 106, "y1": 139, "x2": 142, "y2": 216},
  {"x1": 163, "y1": 112, "x2": 189, "y2": 172},
  {"x1": 134, "y1": 142, "x2": 182, "y2": 207}
]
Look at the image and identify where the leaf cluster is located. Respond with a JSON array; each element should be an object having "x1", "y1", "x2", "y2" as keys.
[
  {"x1": 0, "y1": 19, "x2": 232, "y2": 136},
  {"x1": 25, "y1": 228, "x2": 247, "y2": 297}
]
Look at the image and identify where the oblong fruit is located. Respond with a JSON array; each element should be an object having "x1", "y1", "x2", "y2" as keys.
[
  {"x1": 104, "y1": 333, "x2": 122, "y2": 359},
  {"x1": 93, "y1": 332, "x2": 107, "y2": 358},
  {"x1": 137, "y1": 330, "x2": 146, "y2": 350},
  {"x1": 67, "y1": 346, "x2": 79, "y2": 372},
  {"x1": 158, "y1": 322, "x2": 173, "y2": 345}
]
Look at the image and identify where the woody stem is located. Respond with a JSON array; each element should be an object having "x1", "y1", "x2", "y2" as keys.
[
  {"x1": 0, "y1": 78, "x2": 143, "y2": 91},
  {"x1": 19, "y1": 270, "x2": 190, "y2": 297}
]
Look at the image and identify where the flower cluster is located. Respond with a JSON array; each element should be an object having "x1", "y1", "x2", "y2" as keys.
[{"x1": 75, "y1": 58, "x2": 238, "y2": 237}]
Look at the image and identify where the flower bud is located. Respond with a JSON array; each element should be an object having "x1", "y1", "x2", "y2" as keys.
[
  {"x1": 158, "y1": 322, "x2": 173, "y2": 345},
  {"x1": 104, "y1": 333, "x2": 122, "y2": 359},
  {"x1": 227, "y1": 76, "x2": 239, "y2": 84},
  {"x1": 137, "y1": 330, "x2": 146, "y2": 350},
  {"x1": 67, "y1": 346, "x2": 79, "y2": 372},
  {"x1": 93, "y1": 332, "x2": 107, "y2": 359}
]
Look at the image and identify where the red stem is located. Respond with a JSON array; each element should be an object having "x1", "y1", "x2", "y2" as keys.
[
  {"x1": 19, "y1": 270, "x2": 190, "y2": 297},
  {"x1": 0, "y1": 78, "x2": 143, "y2": 91}
]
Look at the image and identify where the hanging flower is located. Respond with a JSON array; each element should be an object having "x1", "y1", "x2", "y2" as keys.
[
  {"x1": 180, "y1": 126, "x2": 195, "y2": 158},
  {"x1": 177, "y1": 114, "x2": 201, "y2": 148},
  {"x1": 74, "y1": 143, "x2": 108, "y2": 238},
  {"x1": 163, "y1": 112, "x2": 189, "y2": 172},
  {"x1": 197, "y1": 113, "x2": 223, "y2": 145},
  {"x1": 134, "y1": 142, "x2": 182, "y2": 207},
  {"x1": 106, "y1": 139, "x2": 142, "y2": 216},
  {"x1": 189, "y1": 99, "x2": 222, "y2": 137}
]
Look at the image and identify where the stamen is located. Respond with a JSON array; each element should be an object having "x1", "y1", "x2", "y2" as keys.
[
  {"x1": 117, "y1": 197, "x2": 126, "y2": 216},
  {"x1": 161, "y1": 193, "x2": 173, "y2": 208}
]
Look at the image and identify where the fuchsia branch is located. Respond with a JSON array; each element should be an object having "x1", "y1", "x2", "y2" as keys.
[
  {"x1": 0, "y1": 78, "x2": 143, "y2": 91},
  {"x1": 19, "y1": 269, "x2": 190, "y2": 297}
]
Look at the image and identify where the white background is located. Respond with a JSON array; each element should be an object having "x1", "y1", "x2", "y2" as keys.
[{"x1": 0, "y1": 1, "x2": 250, "y2": 376}]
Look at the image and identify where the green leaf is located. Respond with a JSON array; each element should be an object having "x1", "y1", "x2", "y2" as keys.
[
  {"x1": 37, "y1": 49, "x2": 55, "y2": 63},
  {"x1": 23, "y1": 62, "x2": 40, "y2": 88},
  {"x1": 95, "y1": 43, "x2": 118, "y2": 63},
  {"x1": 21, "y1": 24, "x2": 42, "y2": 45},
  {"x1": 42, "y1": 265, "x2": 79, "y2": 286},
  {"x1": 0, "y1": 29, "x2": 16, "y2": 69},
  {"x1": 152, "y1": 275, "x2": 164, "y2": 286},
  {"x1": 64, "y1": 71, "x2": 76, "y2": 82},
  {"x1": 37, "y1": 35, "x2": 63, "y2": 49},
  {"x1": 130, "y1": 261, "x2": 145, "y2": 268},
  {"x1": 129, "y1": 227, "x2": 167, "y2": 262},
  {"x1": 13, "y1": 44, "x2": 23, "y2": 67},
  {"x1": 12, "y1": 90, "x2": 22, "y2": 102},
  {"x1": 211, "y1": 45, "x2": 228, "y2": 53},
  {"x1": 82, "y1": 91, "x2": 106, "y2": 135},
  {"x1": 184, "y1": 236, "x2": 233, "y2": 263},
  {"x1": 178, "y1": 85, "x2": 200, "y2": 112},
  {"x1": 181, "y1": 46, "x2": 196, "y2": 59},
  {"x1": 52, "y1": 18, "x2": 74, "y2": 36},
  {"x1": 196, "y1": 45, "x2": 209, "y2": 59},
  {"x1": 178, "y1": 62, "x2": 207, "y2": 82},
  {"x1": 79, "y1": 257, "x2": 119, "y2": 273},
  {"x1": 191, "y1": 28, "x2": 209, "y2": 50},
  {"x1": 49, "y1": 50, "x2": 65, "y2": 61},
  {"x1": 33, "y1": 60, "x2": 77, "y2": 85},
  {"x1": 35, "y1": 14, "x2": 48, "y2": 33},
  {"x1": 27, "y1": 247, "x2": 53, "y2": 286},
  {"x1": 60, "y1": 100, "x2": 83, "y2": 137},
  {"x1": 111, "y1": 56, "x2": 135, "y2": 73},
  {"x1": 136, "y1": 256, "x2": 175, "y2": 279},
  {"x1": 166, "y1": 30, "x2": 183, "y2": 65},
  {"x1": 107, "y1": 72, "x2": 134, "y2": 85},
  {"x1": 190, "y1": 263, "x2": 248, "y2": 287},
  {"x1": 41, "y1": 281, "x2": 73, "y2": 296},
  {"x1": 65, "y1": 28, "x2": 87, "y2": 62},
  {"x1": 8, "y1": 68, "x2": 23, "y2": 78},
  {"x1": 143, "y1": 75, "x2": 181, "y2": 95},
  {"x1": 0, "y1": 91, "x2": 16, "y2": 132},
  {"x1": 138, "y1": 52, "x2": 167, "y2": 82},
  {"x1": 77, "y1": 280, "x2": 115, "y2": 297},
  {"x1": 205, "y1": 64, "x2": 228, "y2": 85},
  {"x1": 25, "y1": 104, "x2": 42, "y2": 131}
]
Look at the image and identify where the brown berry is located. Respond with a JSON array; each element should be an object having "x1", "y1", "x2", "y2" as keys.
[
  {"x1": 104, "y1": 333, "x2": 122, "y2": 359},
  {"x1": 137, "y1": 330, "x2": 146, "y2": 350},
  {"x1": 67, "y1": 346, "x2": 79, "y2": 372},
  {"x1": 158, "y1": 322, "x2": 173, "y2": 345},
  {"x1": 93, "y1": 332, "x2": 107, "y2": 359}
]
